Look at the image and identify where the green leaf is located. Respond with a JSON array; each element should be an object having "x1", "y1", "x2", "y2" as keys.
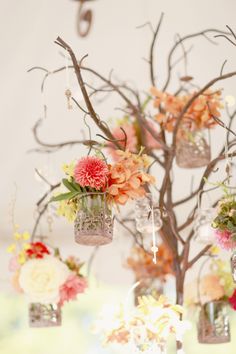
[
  {"x1": 62, "y1": 178, "x2": 78, "y2": 192},
  {"x1": 50, "y1": 191, "x2": 80, "y2": 202}
]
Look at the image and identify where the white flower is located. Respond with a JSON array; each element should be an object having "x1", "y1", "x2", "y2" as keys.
[{"x1": 19, "y1": 255, "x2": 70, "y2": 304}]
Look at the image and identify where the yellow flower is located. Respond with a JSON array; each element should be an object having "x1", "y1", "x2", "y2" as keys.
[
  {"x1": 57, "y1": 199, "x2": 77, "y2": 222},
  {"x1": 14, "y1": 232, "x2": 21, "y2": 240},
  {"x1": 62, "y1": 161, "x2": 76, "y2": 177},
  {"x1": 23, "y1": 243, "x2": 30, "y2": 250},
  {"x1": 209, "y1": 245, "x2": 220, "y2": 255},
  {"x1": 7, "y1": 243, "x2": 16, "y2": 253},
  {"x1": 22, "y1": 231, "x2": 30, "y2": 240},
  {"x1": 18, "y1": 251, "x2": 26, "y2": 265}
]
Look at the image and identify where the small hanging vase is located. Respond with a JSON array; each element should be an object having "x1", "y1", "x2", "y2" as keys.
[
  {"x1": 197, "y1": 301, "x2": 230, "y2": 344},
  {"x1": 176, "y1": 131, "x2": 211, "y2": 168},
  {"x1": 230, "y1": 250, "x2": 236, "y2": 282},
  {"x1": 134, "y1": 278, "x2": 163, "y2": 306},
  {"x1": 29, "y1": 303, "x2": 61, "y2": 328},
  {"x1": 74, "y1": 192, "x2": 113, "y2": 246},
  {"x1": 135, "y1": 194, "x2": 162, "y2": 234},
  {"x1": 194, "y1": 208, "x2": 216, "y2": 244}
]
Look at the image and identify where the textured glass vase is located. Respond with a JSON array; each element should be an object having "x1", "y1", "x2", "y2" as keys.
[
  {"x1": 198, "y1": 301, "x2": 230, "y2": 344},
  {"x1": 176, "y1": 132, "x2": 211, "y2": 168},
  {"x1": 135, "y1": 194, "x2": 162, "y2": 234},
  {"x1": 231, "y1": 251, "x2": 236, "y2": 282},
  {"x1": 29, "y1": 303, "x2": 61, "y2": 328},
  {"x1": 74, "y1": 193, "x2": 113, "y2": 246},
  {"x1": 194, "y1": 208, "x2": 216, "y2": 244}
]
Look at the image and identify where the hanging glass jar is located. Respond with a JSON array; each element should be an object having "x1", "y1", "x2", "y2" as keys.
[
  {"x1": 74, "y1": 192, "x2": 113, "y2": 246},
  {"x1": 197, "y1": 301, "x2": 230, "y2": 344},
  {"x1": 231, "y1": 250, "x2": 236, "y2": 282},
  {"x1": 134, "y1": 278, "x2": 163, "y2": 306},
  {"x1": 194, "y1": 208, "x2": 216, "y2": 244},
  {"x1": 176, "y1": 131, "x2": 211, "y2": 168},
  {"x1": 135, "y1": 194, "x2": 162, "y2": 234},
  {"x1": 29, "y1": 303, "x2": 61, "y2": 328}
]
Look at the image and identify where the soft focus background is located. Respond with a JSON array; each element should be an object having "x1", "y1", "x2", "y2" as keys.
[{"x1": 1, "y1": 0, "x2": 236, "y2": 353}]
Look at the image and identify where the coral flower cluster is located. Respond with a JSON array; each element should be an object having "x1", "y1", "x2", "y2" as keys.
[
  {"x1": 7, "y1": 230, "x2": 87, "y2": 306},
  {"x1": 126, "y1": 243, "x2": 173, "y2": 280},
  {"x1": 107, "y1": 150, "x2": 155, "y2": 205},
  {"x1": 151, "y1": 87, "x2": 222, "y2": 134}
]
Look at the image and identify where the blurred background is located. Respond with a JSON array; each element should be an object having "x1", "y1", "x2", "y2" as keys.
[{"x1": 1, "y1": 0, "x2": 236, "y2": 353}]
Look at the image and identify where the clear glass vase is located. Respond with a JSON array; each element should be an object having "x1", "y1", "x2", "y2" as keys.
[
  {"x1": 74, "y1": 192, "x2": 113, "y2": 246},
  {"x1": 197, "y1": 301, "x2": 230, "y2": 344},
  {"x1": 29, "y1": 303, "x2": 61, "y2": 328},
  {"x1": 176, "y1": 132, "x2": 211, "y2": 168},
  {"x1": 194, "y1": 208, "x2": 216, "y2": 244},
  {"x1": 231, "y1": 251, "x2": 236, "y2": 282},
  {"x1": 135, "y1": 194, "x2": 162, "y2": 234}
]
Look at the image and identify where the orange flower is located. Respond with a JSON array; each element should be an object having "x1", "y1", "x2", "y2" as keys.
[
  {"x1": 107, "y1": 151, "x2": 155, "y2": 206},
  {"x1": 126, "y1": 243, "x2": 173, "y2": 280},
  {"x1": 150, "y1": 87, "x2": 223, "y2": 134}
]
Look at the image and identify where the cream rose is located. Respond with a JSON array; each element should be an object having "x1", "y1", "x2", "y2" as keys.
[{"x1": 19, "y1": 255, "x2": 70, "y2": 304}]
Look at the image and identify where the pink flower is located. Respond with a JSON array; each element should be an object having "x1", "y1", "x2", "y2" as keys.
[
  {"x1": 108, "y1": 123, "x2": 138, "y2": 161},
  {"x1": 214, "y1": 229, "x2": 236, "y2": 250},
  {"x1": 144, "y1": 122, "x2": 161, "y2": 150},
  {"x1": 9, "y1": 256, "x2": 20, "y2": 272},
  {"x1": 59, "y1": 273, "x2": 87, "y2": 306},
  {"x1": 74, "y1": 156, "x2": 109, "y2": 190}
]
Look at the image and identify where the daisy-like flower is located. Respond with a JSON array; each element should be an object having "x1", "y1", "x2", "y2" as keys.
[{"x1": 74, "y1": 156, "x2": 109, "y2": 190}]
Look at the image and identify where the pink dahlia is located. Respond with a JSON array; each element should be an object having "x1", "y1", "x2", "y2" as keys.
[
  {"x1": 59, "y1": 273, "x2": 87, "y2": 306},
  {"x1": 74, "y1": 156, "x2": 109, "y2": 190},
  {"x1": 214, "y1": 229, "x2": 236, "y2": 250}
]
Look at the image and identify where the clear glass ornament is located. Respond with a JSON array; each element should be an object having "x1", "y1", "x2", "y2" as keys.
[
  {"x1": 74, "y1": 192, "x2": 113, "y2": 246},
  {"x1": 29, "y1": 303, "x2": 61, "y2": 328},
  {"x1": 198, "y1": 301, "x2": 230, "y2": 344},
  {"x1": 176, "y1": 132, "x2": 211, "y2": 169},
  {"x1": 135, "y1": 194, "x2": 162, "y2": 234},
  {"x1": 194, "y1": 208, "x2": 216, "y2": 244},
  {"x1": 134, "y1": 278, "x2": 163, "y2": 306}
]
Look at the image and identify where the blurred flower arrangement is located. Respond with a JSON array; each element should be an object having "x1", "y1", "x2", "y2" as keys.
[
  {"x1": 212, "y1": 195, "x2": 236, "y2": 250},
  {"x1": 184, "y1": 258, "x2": 235, "y2": 309},
  {"x1": 7, "y1": 229, "x2": 87, "y2": 306},
  {"x1": 94, "y1": 294, "x2": 190, "y2": 353},
  {"x1": 126, "y1": 244, "x2": 173, "y2": 281}
]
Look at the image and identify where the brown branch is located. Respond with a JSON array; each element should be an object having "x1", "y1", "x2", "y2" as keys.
[
  {"x1": 187, "y1": 245, "x2": 211, "y2": 269},
  {"x1": 149, "y1": 13, "x2": 164, "y2": 86},
  {"x1": 162, "y1": 28, "x2": 232, "y2": 91}
]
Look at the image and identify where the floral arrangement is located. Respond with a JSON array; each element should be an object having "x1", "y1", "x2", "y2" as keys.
[
  {"x1": 7, "y1": 229, "x2": 87, "y2": 306},
  {"x1": 94, "y1": 294, "x2": 190, "y2": 351},
  {"x1": 126, "y1": 244, "x2": 173, "y2": 281},
  {"x1": 53, "y1": 150, "x2": 155, "y2": 221},
  {"x1": 211, "y1": 195, "x2": 236, "y2": 250},
  {"x1": 150, "y1": 87, "x2": 222, "y2": 135},
  {"x1": 107, "y1": 116, "x2": 161, "y2": 160},
  {"x1": 184, "y1": 258, "x2": 236, "y2": 308}
]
